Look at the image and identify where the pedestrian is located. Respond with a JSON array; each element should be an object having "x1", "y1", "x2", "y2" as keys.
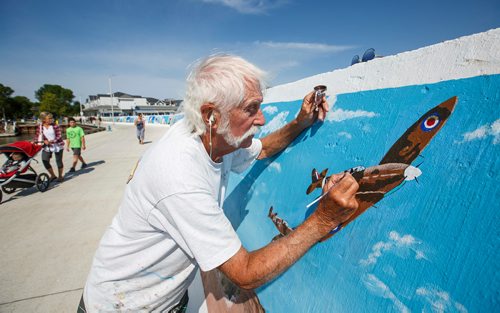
[
  {"x1": 34, "y1": 112, "x2": 65, "y2": 182},
  {"x1": 66, "y1": 117, "x2": 87, "y2": 172},
  {"x1": 134, "y1": 113, "x2": 146, "y2": 144},
  {"x1": 81, "y1": 54, "x2": 359, "y2": 312}
]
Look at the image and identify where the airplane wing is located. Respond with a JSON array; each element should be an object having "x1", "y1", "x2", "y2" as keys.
[
  {"x1": 268, "y1": 206, "x2": 294, "y2": 240},
  {"x1": 319, "y1": 163, "x2": 410, "y2": 241},
  {"x1": 269, "y1": 163, "x2": 416, "y2": 242},
  {"x1": 380, "y1": 96, "x2": 457, "y2": 165},
  {"x1": 306, "y1": 168, "x2": 328, "y2": 194}
]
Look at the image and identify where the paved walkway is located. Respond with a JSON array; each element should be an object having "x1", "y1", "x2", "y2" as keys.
[{"x1": 0, "y1": 124, "x2": 206, "y2": 312}]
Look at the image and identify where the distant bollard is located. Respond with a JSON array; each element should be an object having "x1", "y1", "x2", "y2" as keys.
[{"x1": 107, "y1": 125, "x2": 112, "y2": 131}]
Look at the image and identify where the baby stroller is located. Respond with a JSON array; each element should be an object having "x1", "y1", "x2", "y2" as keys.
[{"x1": 0, "y1": 141, "x2": 50, "y2": 203}]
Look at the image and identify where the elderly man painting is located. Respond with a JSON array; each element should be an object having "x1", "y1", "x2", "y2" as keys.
[{"x1": 81, "y1": 54, "x2": 359, "y2": 312}]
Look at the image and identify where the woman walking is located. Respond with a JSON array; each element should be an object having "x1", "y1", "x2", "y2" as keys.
[
  {"x1": 34, "y1": 112, "x2": 65, "y2": 182},
  {"x1": 134, "y1": 113, "x2": 146, "y2": 144}
]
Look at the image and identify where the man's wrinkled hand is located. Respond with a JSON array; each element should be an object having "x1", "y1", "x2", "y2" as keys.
[
  {"x1": 296, "y1": 90, "x2": 330, "y2": 128},
  {"x1": 314, "y1": 173, "x2": 359, "y2": 231}
]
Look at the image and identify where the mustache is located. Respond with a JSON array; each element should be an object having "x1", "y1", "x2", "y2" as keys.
[{"x1": 245, "y1": 125, "x2": 261, "y2": 137}]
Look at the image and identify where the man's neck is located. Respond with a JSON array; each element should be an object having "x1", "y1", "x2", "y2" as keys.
[{"x1": 200, "y1": 133, "x2": 237, "y2": 163}]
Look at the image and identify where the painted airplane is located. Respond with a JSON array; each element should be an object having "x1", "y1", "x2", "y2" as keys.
[{"x1": 269, "y1": 96, "x2": 458, "y2": 241}]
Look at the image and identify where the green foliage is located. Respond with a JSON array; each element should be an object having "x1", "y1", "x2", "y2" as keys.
[
  {"x1": 35, "y1": 84, "x2": 75, "y2": 117},
  {"x1": 69, "y1": 101, "x2": 82, "y2": 116},
  {"x1": 8, "y1": 96, "x2": 35, "y2": 119},
  {"x1": 0, "y1": 84, "x2": 14, "y2": 99},
  {"x1": 0, "y1": 83, "x2": 36, "y2": 120},
  {"x1": 0, "y1": 83, "x2": 78, "y2": 120}
]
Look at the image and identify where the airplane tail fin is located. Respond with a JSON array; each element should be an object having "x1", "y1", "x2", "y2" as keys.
[{"x1": 306, "y1": 168, "x2": 328, "y2": 194}]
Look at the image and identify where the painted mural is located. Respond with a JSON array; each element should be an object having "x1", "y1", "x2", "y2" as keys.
[
  {"x1": 269, "y1": 96, "x2": 458, "y2": 243},
  {"x1": 102, "y1": 113, "x2": 185, "y2": 125},
  {"x1": 223, "y1": 74, "x2": 499, "y2": 312}
]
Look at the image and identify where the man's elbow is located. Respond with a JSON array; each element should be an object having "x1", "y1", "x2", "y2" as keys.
[
  {"x1": 230, "y1": 275, "x2": 263, "y2": 290},
  {"x1": 256, "y1": 149, "x2": 269, "y2": 160}
]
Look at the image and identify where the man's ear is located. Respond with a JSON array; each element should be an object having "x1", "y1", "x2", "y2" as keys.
[{"x1": 200, "y1": 103, "x2": 217, "y2": 128}]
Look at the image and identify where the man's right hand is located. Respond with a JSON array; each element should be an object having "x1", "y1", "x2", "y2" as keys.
[
  {"x1": 313, "y1": 172, "x2": 359, "y2": 235},
  {"x1": 218, "y1": 172, "x2": 359, "y2": 290}
]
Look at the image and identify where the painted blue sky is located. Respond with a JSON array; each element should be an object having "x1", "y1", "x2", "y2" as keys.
[{"x1": 0, "y1": 0, "x2": 498, "y2": 102}]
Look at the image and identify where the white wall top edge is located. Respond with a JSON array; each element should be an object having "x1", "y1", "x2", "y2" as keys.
[{"x1": 263, "y1": 28, "x2": 500, "y2": 103}]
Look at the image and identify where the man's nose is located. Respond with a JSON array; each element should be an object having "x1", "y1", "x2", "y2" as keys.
[{"x1": 254, "y1": 109, "x2": 265, "y2": 126}]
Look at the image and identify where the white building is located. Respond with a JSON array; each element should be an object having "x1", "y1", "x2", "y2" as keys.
[{"x1": 83, "y1": 92, "x2": 180, "y2": 117}]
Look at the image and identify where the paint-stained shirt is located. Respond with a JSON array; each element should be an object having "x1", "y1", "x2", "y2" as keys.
[{"x1": 84, "y1": 119, "x2": 262, "y2": 312}]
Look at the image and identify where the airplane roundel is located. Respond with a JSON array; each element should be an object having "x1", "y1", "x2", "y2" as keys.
[{"x1": 420, "y1": 113, "x2": 440, "y2": 132}]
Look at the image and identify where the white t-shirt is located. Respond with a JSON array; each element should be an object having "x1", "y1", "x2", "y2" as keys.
[
  {"x1": 42, "y1": 125, "x2": 61, "y2": 152},
  {"x1": 84, "y1": 119, "x2": 262, "y2": 312}
]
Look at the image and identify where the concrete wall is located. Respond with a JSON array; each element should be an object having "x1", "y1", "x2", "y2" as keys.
[
  {"x1": 101, "y1": 113, "x2": 184, "y2": 125},
  {"x1": 224, "y1": 29, "x2": 500, "y2": 312}
]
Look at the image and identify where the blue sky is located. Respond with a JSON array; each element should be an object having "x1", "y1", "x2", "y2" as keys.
[{"x1": 0, "y1": 0, "x2": 498, "y2": 102}]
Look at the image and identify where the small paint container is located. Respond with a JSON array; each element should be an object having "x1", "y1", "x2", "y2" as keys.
[{"x1": 313, "y1": 85, "x2": 327, "y2": 111}]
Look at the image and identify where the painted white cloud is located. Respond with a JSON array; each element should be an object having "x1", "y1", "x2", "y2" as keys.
[
  {"x1": 254, "y1": 182, "x2": 268, "y2": 196},
  {"x1": 382, "y1": 265, "x2": 397, "y2": 277},
  {"x1": 255, "y1": 41, "x2": 355, "y2": 53},
  {"x1": 360, "y1": 231, "x2": 424, "y2": 266},
  {"x1": 363, "y1": 274, "x2": 410, "y2": 313},
  {"x1": 460, "y1": 118, "x2": 500, "y2": 144},
  {"x1": 201, "y1": 0, "x2": 286, "y2": 14},
  {"x1": 268, "y1": 162, "x2": 282, "y2": 173},
  {"x1": 259, "y1": 111, "x2": 289, "y2": 136},
  {"x1": 462, "y1": 125, "x2": 488, "y2": 141},
  {"x1": 416, "y1": 286, "x2": 468, "y2": 313},
  {"x1": 326, "y1": 108, "x2": 379, "y2": 122},
  {"x1": 262, "y1": 105, "x2": 278, "y2": 115},
  {"x1": 362, "y1": 124, "x2": 372, "y2": 133},
  {"x1": 338, "y1": 131, "x2": 352, "y2": 139}
]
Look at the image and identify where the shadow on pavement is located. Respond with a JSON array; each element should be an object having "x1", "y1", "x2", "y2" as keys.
[{"x1": 0, "y1": 160, "x2": 106, "y2": 205}]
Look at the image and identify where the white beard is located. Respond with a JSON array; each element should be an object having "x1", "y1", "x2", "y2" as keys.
[{"x1": 218, "y1": 117, "x2": 260, "y2": 148}]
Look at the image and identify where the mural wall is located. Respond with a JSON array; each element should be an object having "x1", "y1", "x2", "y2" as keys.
[
  {"x1": 101, "y1": 113, "x2": 184, "y2": 125},
  {"x1": 223, "y1": 29, "x2": 499, "y2": 312}
]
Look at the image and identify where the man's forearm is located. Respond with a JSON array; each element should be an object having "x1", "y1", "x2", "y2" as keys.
[
  {"x1": 222, "y1": 213, "x2": 334, "y2": 289},
  {"x1": 258, "y1": 119, "x2": 308, "y2": 160}
]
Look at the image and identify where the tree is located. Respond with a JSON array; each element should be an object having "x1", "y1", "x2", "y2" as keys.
[
  {"x1": 8, "y1": 96, "x2": 35, "y2": 119},
  {"x1": 68, "y1": 101, "x2": 82, "y2": 116},
  {"x1": 35, "y1": 84, "x2": 75, "y2": 117},
  {"x1": 40, "y1": 92, "x2": 63, "y2": 115},
  {"x1": 0, "y1": 83, "x2": 14, "y2": 121}
]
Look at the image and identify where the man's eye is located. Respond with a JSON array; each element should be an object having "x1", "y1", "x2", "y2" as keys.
[{"x1": 245, "y1": 105, "x2": 259, "y2": 115}]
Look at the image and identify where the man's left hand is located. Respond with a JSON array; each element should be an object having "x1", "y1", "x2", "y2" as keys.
[{"x1": 295, "y1": 90, "x2": 330, "y2": 128}]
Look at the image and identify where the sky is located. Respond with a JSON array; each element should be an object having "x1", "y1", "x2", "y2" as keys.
[{"x1": 0, "y1": 0, "x2": 498, "y2": 103}]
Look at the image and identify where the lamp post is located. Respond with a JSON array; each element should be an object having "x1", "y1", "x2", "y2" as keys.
[
  {"x1": 79, "y1": 96, "x2": 83, "y2": 119},
  {"x1": 108, "y1": 76, "x2": 115, "y2": 125}
]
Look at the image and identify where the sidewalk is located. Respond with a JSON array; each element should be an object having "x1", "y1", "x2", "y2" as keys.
[{"x1": 0, "y1": 124, "x2": 205, "y2": 312}]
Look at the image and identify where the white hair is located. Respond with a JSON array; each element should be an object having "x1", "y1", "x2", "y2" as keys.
[{"x1": 182, "y1": 54, "x2": 267, "y2": 135}]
